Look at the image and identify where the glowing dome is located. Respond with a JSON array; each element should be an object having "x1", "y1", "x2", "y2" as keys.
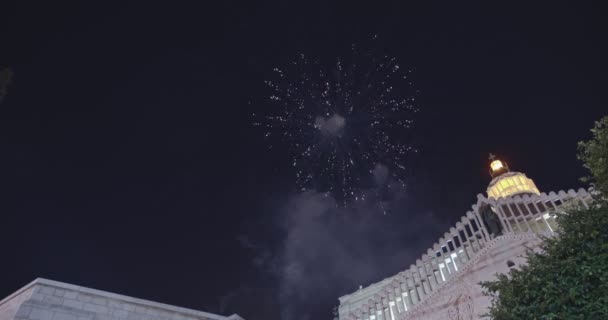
[{"x1": 486, "y1": 156, "x2": 540, "y2": 200}]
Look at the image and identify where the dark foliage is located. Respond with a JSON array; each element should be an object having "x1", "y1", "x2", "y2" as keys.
[
  {"x1": 578, "y1": 116, "x2": 608, "y2": 196},
  {"x1": 481, "y1": 203, "x2": 608, "y2": 319},
  {"x1": 481, "y1": 115, "x2": 608, "y2": 319}
]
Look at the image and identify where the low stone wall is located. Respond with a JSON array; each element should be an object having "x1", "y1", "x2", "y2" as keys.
[
  {"x1": 0, "y1": 279, "x2": 243, "y2": 320},
  {"x1": 0, "y1": 286, "x2": 35, "y2": 320}
]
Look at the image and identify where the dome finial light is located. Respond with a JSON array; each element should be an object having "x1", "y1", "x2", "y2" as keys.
[{"x1": 486, "y1": 154, "x2": 540, "y2": 199}]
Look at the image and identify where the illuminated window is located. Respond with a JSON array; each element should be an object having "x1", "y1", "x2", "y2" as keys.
[
  {"x1": 490, "y1": 160, "x2": 504, "y2": 171},
  {"x1": 438, "y1": 263, "x2": 447, "y2": 281},
  {"x1": 451, "y1": 253, "x2": 459, "y2": 271},
  {"x1": 507, "y1": 178, "x2": 515, "y2": 186},
  {"x1": 487, "y1": 174, "x2": 540, "y2": 199},
  {"x1": 401, "y1": 293, "x2": 408, "y2": 311},
  {"x1": 392, "y1": 300, "x2": 400, "y2": 315}
]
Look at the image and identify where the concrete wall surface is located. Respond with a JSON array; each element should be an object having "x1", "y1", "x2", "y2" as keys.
[
  {"x1": 400, "y1": 234, "x2": 542, "y2": 320},
  {"x1": 0, "y1": 279, "x2": 244, "y2": 320}
]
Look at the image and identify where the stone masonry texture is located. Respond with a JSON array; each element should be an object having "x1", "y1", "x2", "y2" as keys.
[{"x1": 0, "y1": 279, "x2": 243, "y2": 320}]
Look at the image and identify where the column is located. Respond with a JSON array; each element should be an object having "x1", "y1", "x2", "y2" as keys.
[
  {"x1": 522, "y1": 194, "x2": 543, "y2": 232},
  {"x1": 410, "y1": 264, "x2": 425, "y2": 300},
  {"x1": 466, "y1": 212, "x2": 485, "y2": 250},
  {"x1": 516, "y1": 197, "x2": 553, "y2": 234},
  {"x1": 459, "y1": 218, "x2": 477, "y2": 254},
  {"x1": 423, "y1": 252, "x2": 439, "y2": 291},
  {"x1": 399, "y1": 273, "x2": 415, "y2": 308},
  {"x1": 471, "y1": 209, "x2": 491, "y2": 244},
  {"x1": 511, "y1": 196, "x2": 532, "y2": 233},
  {"x1": 454, "y1": 224, "x2": 471, "y2": 262},
  {"x1": 496, "y1": 200, "x2": 514, "y2": 234}
]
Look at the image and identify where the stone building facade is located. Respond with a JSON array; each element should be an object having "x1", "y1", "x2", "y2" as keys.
[
  {"x1": 0, "y1": 279, "x2": 243, "y2": 320},
  {"x1": 337, "y1": 158, "x2": 594, "y2": 320}
]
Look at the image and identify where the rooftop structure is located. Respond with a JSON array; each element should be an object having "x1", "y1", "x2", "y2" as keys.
[
  {"x1": 486, "y1": 155, "x2": 540, "y2": 200},
  {"x1": 337, "y1": 158, "x2": 592, "y2": 320},
  {"x1": 0, "y1": 279, "x2": 244, "y2": 320}
]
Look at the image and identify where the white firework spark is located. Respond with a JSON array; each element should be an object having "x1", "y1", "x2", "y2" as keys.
[{"x1": 254, "y1": 44, "x2": 418, "y2": 205}]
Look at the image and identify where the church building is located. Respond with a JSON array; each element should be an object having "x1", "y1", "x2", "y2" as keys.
[
  {"x1": 0, "y1": 157, "x2": 594, "y2": 320},
  {"x1": 337, "y1": 156, "x2": 592, "y2": 320}
]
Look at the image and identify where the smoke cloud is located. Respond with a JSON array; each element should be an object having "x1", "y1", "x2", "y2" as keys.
[
  {"x1": 314, "y1": 114, "x2": 346, "y2": 137},
  {"x1": 224, "y1": 178, "x2": 450, "y2": 320}
]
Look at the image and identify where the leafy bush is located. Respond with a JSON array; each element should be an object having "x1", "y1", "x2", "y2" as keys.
[
  {"x1": 481, "y1": 204, "x2": 608, "y2": 319},
  {"x1": 481, "y1": 115, "x2": 608, "y2": 319},
  {"x1": 578, "y1": 116, "x2": 608, "y2": 196}
]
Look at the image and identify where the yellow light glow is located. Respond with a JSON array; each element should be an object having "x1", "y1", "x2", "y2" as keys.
[
  {"x1": 487, "y1": 173, "x2": 540, "y2": 200},
  {"x1": 490, "y1": 160, "x2": 504, "y2": 172}
]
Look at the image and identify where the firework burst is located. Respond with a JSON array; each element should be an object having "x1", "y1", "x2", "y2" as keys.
[{"x1": 254, "y1": 43, "x2": 418, "y2": 205}]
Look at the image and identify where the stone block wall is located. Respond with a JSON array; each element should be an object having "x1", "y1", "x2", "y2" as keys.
[
  {"x1": 0, "y1": 279, "x2": 243, "y2": 320},
  {"x1": 0, "y1": 287, "x2": 34, "y2": 320}
]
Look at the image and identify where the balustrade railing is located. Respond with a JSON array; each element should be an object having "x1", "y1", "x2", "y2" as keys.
[{"x1": 339, "y1": 188, "x2": 592, "y2": 320}]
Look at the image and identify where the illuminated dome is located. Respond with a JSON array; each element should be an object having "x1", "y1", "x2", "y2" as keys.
[{"x1": 486, "y1": 155, "x2": 540, "y2": 200}]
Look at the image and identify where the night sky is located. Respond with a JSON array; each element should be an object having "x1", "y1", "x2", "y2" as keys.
[{"x1": 1, "y1": 2, "x2": 606, "y2": 320}]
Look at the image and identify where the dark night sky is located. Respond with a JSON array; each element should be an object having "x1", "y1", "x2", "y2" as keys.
[{"x1": 1, "y1": 2, "x2": 606, "y2": 320}]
